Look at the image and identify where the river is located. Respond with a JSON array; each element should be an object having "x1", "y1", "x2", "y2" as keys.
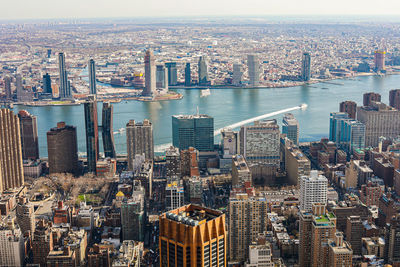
[{"x1": 12, "y1": 74, "x2": 400, "y2": 157}]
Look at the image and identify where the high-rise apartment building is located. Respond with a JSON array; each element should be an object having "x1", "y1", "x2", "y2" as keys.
[
  {"x1": 301, "y1": 52, "x2": 311, "y2": 81},
  {"x1": 43, "y1": 73, "x2": 52, "y2": 95},
  {"x1": 0, "y1": 218, "x2": 25, "y2": 267},
  {"x1": 165, "y1": 180, "x2": 185, "y2": 210},
  {"x1": 374, "y1": 50, "x2": 386, "y2": 71},
  {"x1": 156, "y1": 64, "x2": 169, "y2": 91},
  {"x1": 357, "y1": 102, "x2": 400, "y2": 147},
  {"x1": 47, "y1": 122, "x2": 79, "y2": 174},
  {"x1": 126, "y1": 119, "x2": 154, "y2": 169},
  {"x1": 165, "y1": 62, "x2": 178, "y2": 86},
  {"x1": 326, "y1": 232, "x2": 353, "y2": 267},
  {"x1": 329, "y1": 112, "x2": 349, "y2": 143},
  {"x1": 284, "y1": 141, "x2": 311, "y2": 186},
  {"x1": 363, "y1": 92, "x2": 381, "y2": 107},
  {"x1": 102, "y1": 102, "x2": 116, "y2": 158},
  {"x1": 58, "y1": 52, "x2": 71, "y2": 99},
  {"x1": 299, "y1": 171, "x2": 328, "y2": 212},
  {"x1": 282, "y1": 113, "x2": 299, "y2": 145},
  {"x1": 143, "y1": 49, "x2": 156, "y2": 96},
  {"x1": 32, "y1": 220, "x2": 54, "y2": 267},
  {"x1": 185, "y1": 63, "x2": 191, "y2": 86},
  {"x1": 231, "y1": 155, "x2": 251, "y2": 186},
  {"x1": 345, "y1": 216, "x2": 362, "y2": 255},
  {"x1": 389, "y1": 89, "x2": 400, "y2": 110},
  {"x1": 159, "y1": 204, "x2": 227, "y2": 267},
  {"x1": 0, "y1": 109, "x2": 24, "y2": 193},
  {"x1": 228, "y1": 192, "x2": 268, "y2": 262},
  {"x1": 359, "y1": 181, "x2": 384, "y2": 206},
  {"x1": 84, "y1": 95, "x2": 99, "y2": 173},
  {"x1": 247, "y1": 54, "x2": 260, "y2": 86},
  {"x1": 180, "y1": 147, "x2": 200, "y2": 177},
  {"x1": 18, "y1": 110, "x2": 39, "y2": 160},
  {"x1": 232, "y1": 63, "x2": 242, "y2": 86},
  {"x1": 384, "y1": 214, "x2": 400, "y2": 265},
  {"x1": 299, "y1": 204, "x2": 336, "y2": 267},
  {"x1": 339, "y1": 101, "x2": 357, "y2": 119},
  {"x1": 166, "y1": 146, "x2": 181, "y2": 178},
  {"x1": 172, "y1": 114, "x2": 214, "y2": 152},
  {"x1": 240, "y1": 119, "x2": 280, "y2": 166},
  {"x1": 4, "y1": 76, "x2": 12, "y2": 100},
  {"x1": 198, "y1": 56, "x2": 209, "y2": 86},
  {"x1": 89, "y1": 59, "x2": 97, "y2": 95},
  {"x1": 16, "y1": 197, "x2": 35, "y2": 236},
  {"x1": 330, "y1": 112, "x2": 365, "y2": 153},
  {"x1": 121, "y1": 186, "x2": 146, "y2": 242}
]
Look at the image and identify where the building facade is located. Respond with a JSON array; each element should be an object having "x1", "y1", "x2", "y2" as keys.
[
  {"x1": 84, "y1": 95, "x2": 99, "y2": 173},
  {"x1": 126, "y1": 119, "x2": 154, "y2": 169},
  {"x1": 18, "y1": 110, "x2": 39, "y2": 160},
  {"x1": 299, "y1": 171, "x2": 328, "y2": 212},
  {"x1": 102, "y1": 102, "x2": 116, "y2": 158}
]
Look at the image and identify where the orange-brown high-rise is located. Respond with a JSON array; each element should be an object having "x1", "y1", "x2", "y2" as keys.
[{"x1": 159, "y1": 204, "x2": 226, "y2": 267}]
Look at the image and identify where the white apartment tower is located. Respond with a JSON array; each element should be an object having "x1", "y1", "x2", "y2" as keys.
[{"x1": 299, "y1": 170, "x2": 328, "y2": 212}]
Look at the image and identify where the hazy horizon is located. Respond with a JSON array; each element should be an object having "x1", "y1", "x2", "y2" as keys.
[{"x1": 2, "y1": 0, "x2": 400, "y2": 21}]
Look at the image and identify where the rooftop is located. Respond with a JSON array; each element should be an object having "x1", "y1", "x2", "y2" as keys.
[{"x1": 163, "y1": 204, "x2": 222, "y2": 227}]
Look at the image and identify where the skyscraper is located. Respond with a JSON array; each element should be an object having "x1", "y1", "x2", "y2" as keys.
[
  {"x1": 247, "y1": 54, "x2": 260, "y2": 86},
  {"x1": 346, "y1": 216, "x2": 363, "y2": 255},
  {"x1": 126, "y1": 119, "x2": 154, "y2": 169},
  {"x1": 0, "y1": 109, "x2": 24, "y2": 193},
  {"x1": 299, "y1": 204, "x2": 336, "y2": 267},
  {"x1": 239, "y1": 119, "x2": 280, "y2": 166},
  {"x1": 32, "y1": 220, "x2": 54, "y2": 267},
  {"x1": 329, "y1": 112, "x2": 349, "y2": 143},
  {"x1": 363, "y1": 92, "x2": 381, "y2": 107},
  {"x1": 299, "y1": 171, "x2": 328, "y2": 212},
  {"x1": 88, "y1": 59, "x2": 97, "y2": 95},
  {"x1": 84, "y1": 95, "x2": 99, "y2": 173},
  {"x1": 301, "y1": 52, "x2": 311, "y2": 82},
  {"x1": 326, "y1": 232, "x2": 353, "y2": 266},
  {"x1": 231, "y1": 155, "x2": 251, "y2": 186},
  {"x1": 15, "y1": 197, "x2": 35, "y2": 236},
  {"x1": 15, "y1": 74, "x2": 23, "y2": 101},
  {"x1": 42, "y1": 73, "x2": 52, "y2": 95},
  {"x1": 357, "y1": 102, "x2": 400, "y2": 147},
  {"x1": 172, "y1": 114, "x2": 214, "y2": 152},
  {"x1": 374, "y1": 50, "x2": 386, "y2": 71},
  {"x1": 0, "y1": 218, "x2": 25, "y2": 267},
  {"x1": 4, "y1": 76, "x2": 12, "y2": 100},
  {"x1": 47, "y1": 122, "x2": 78, "y2": 174},
  {"x1": 18, "y1": 110, "x2": 39, "y2": 160},
  {"x1": 102, "y1": 102, "x2": 116, "y2": 158},
  {"x1": 389, "y1": 89, "x2": 400, "y2": 110},
  {"x1": 156, "y1": 64, "x2": 168, "y2": 91},
  {"x1": 143, "y1": 49, "x2": 156, "y2": 96},
  {"x1": 58, "y1": 52, "x2": 71, "y2": 99},
  {"x1": 282, "y1": 113, "x2": 299, "y2": 145},
  {"x1": 121, "y1": 185, "x2": 146, "y2": 241},
  {"x1": 185, "y1": 63, "x2": 191, "y2": 86},
  {"x1": 384, "y1": 214, "x2": 400, "y2": 265},
  {"x1": 232, "y1": 63, "x2": 242, "y2": 86},
  {"x1": 165, "y1": 62, "x2": 178, "y2": 86},
  {"x1": 159, "y1": 204, "x2": 227, "y2": 267},
  {"x1": 198, "y1": 56, "x2": 209, "y2": 86},
  {"x1": 229, "y1": 191, "x2": 268, "y2": 262},
  {"x1": 165, "y1": 180, "x2": 185, "y2": 210},
  {"x1": 339, "y1": 100, "x2": 357, "y2": 119}
]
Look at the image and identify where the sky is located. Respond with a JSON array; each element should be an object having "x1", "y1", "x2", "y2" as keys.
[{"x1": 2, "y1": 0, "x2": 400, "y2": 20}]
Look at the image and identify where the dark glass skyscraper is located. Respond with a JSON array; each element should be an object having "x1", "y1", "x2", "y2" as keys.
[
  {"x1": 172, "y1": 114, "x2": 214, "y2": 151},
  {"x1": 165, "y1": 62, "x2": 177, "y2": 86},
  {"x1": 42, "y1": 73, "x2": 52, "y2": 94},
  {"x1": 84, "y1": 95, "x2": 99, "y2": 173},
  {"x1": 18, "y1": 110, "x2": 39, "y2": 160},
  {"x1": 185, "y1": 63, "x2": 191, "y2": 86},
  {"x1": 89, "y1": 59, "x2": 97, "y2": 95},
  {"x1": 58, "y1": 52, "x2": 71, "y2": 99},
  {"x1": 4, "y1": 76, "x2": 12, "y2": 100},
  {"x1": 198, "y1": 56, "x2": 209, "y2": 86},
  {"x1": 301, "y1": 52, "x2": 311, "y2": 82},
  {"x1": 102, "y1": 102, "x2": 116, "y2": 158}
]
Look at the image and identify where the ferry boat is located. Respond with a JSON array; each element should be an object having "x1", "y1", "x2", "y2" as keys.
[{"x1": 200, "y1": 88, "x2": 211, "y2": 97}]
